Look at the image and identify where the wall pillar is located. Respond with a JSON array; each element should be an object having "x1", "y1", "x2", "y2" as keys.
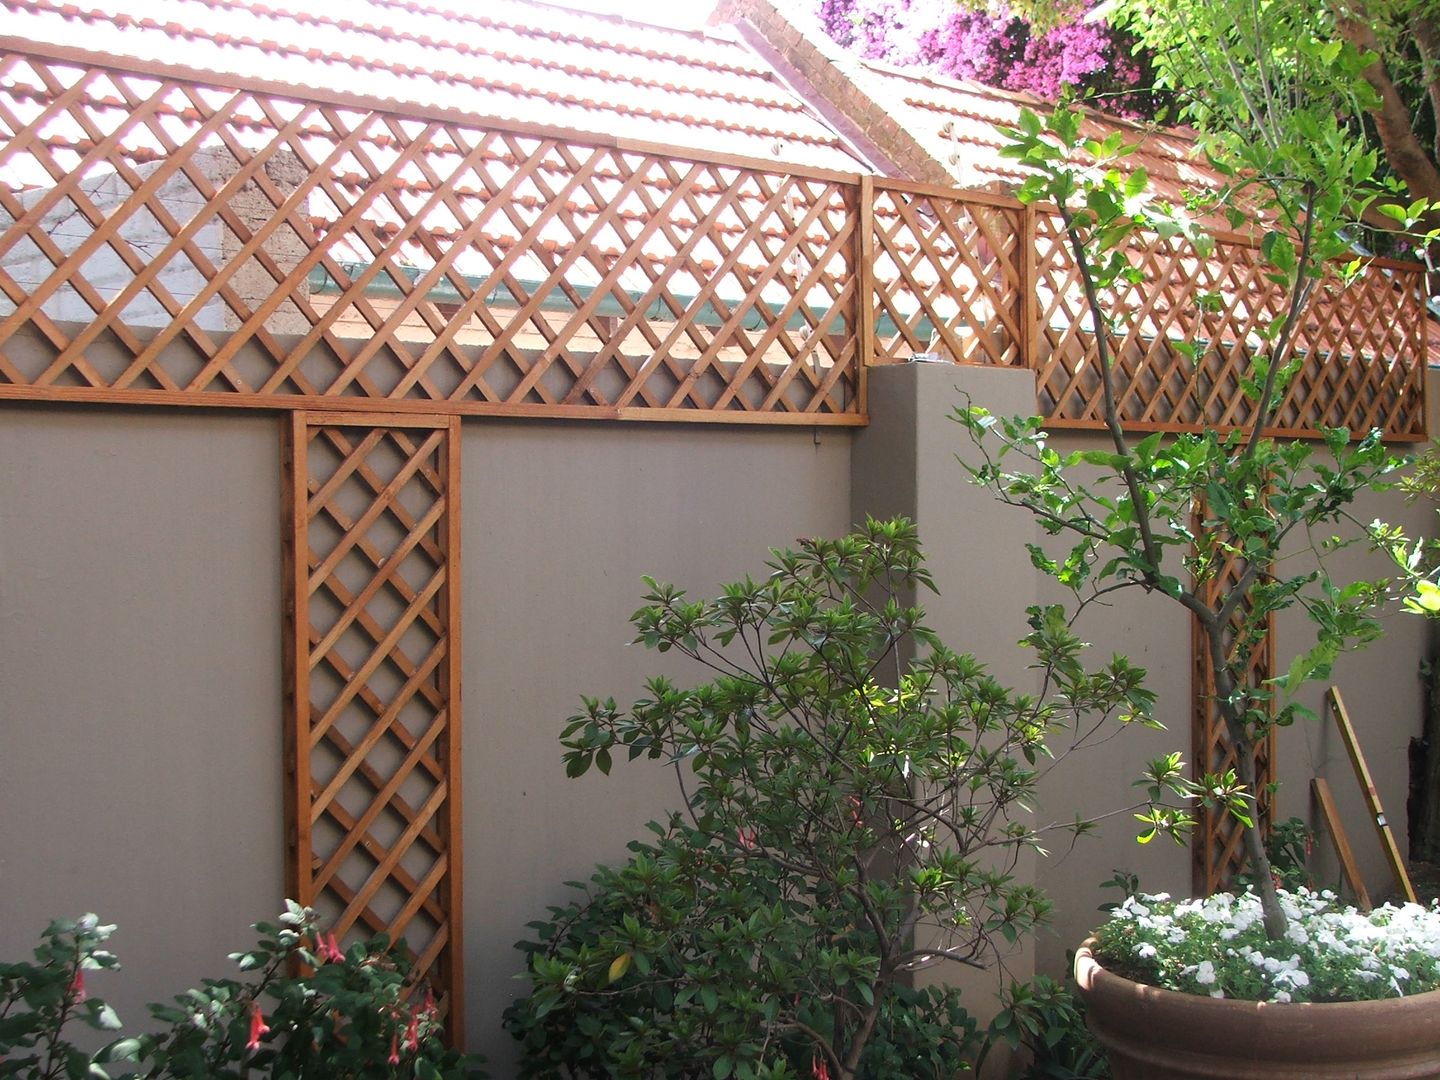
[{"x1": 850, "y1": 361, "x2": 1041, "y2": 1042}]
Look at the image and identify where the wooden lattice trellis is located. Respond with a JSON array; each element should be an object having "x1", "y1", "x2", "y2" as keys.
[
  {"x1": 282, "y1": 413, "x2": 464, "y2": 1040},
  {"x1": 867, "y1": 179, "x2": 1028, "y2": 367},
  {"x1": 1191, "y1": 508, "x2": 1277, "y2": 895},
  {"x1": 0, "y1": 47, "x2": 1427, "y2": 436},
  {"x1": 865, "y1": 183, "x2": 1427, "y2": 440},
  {"x1": 1030, "y1": 214, "x2": 1428, "y2": 439},
  {"x1": 0, "y1": 50, "x2": 861, "y2": 423}
]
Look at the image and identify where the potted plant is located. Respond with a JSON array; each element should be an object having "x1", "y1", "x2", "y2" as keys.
[
  {"x1": 955, "y1": 5, "x2": 1440, "y2": 1073},
  {"x1": 504, "y1": 517, "x2": 1195, "y2": 1079}
]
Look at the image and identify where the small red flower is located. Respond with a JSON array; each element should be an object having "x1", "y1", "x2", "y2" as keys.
[
  {"x1": 422, "y1": 986, "x2": 437, "y2": 1019},
  {"x1": 246, "y1": 1002, "x2": 270, "y2": 1051},
  {"x1": 403, "y1": 1007, "x2": 421, "y2": 1052},
  {"x1": 322, "y1": 931, "x2": 345, "y2": 964},
  {"x1": 67, "y1": 970, "x2": 87, "y2": 1004},
  {"x1": 736, "y1": 826, "x2": 759, "y2": 851},
  {"x1": 811, "y1": 1053, "x2": 832, "y2": 1080},
  {"x1": 387, "y1": 1032, "x2": 401, "y2": 1065}
]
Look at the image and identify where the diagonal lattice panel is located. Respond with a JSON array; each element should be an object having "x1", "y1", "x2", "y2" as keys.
[
  {"x1": 1190, "y1": 501, "x2": 1276, "y2": 895},
  {"x1": 868, "y1": 181, "x2": 1025, "y2": 366},
  {"x1": 0, "y1": 51, "x2": 861, "y2": 422},
  {"x1": 282, "y1": 413, "x2": 464, "y2": 1040},
  {"x1": 1031, "y1": 212, "x2": 1427, "y2": 439}
]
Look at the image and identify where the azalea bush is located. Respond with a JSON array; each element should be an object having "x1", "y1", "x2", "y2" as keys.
[
  {"x1": 506, "y1": 517, "x2": 1192, "y2": 1079},
  {"x1": 0, "y1": 904, "x2": 483, "y2": 1079},
  {"x1": 1095, "y1": 890, "x2": 1440, "y2": 1003}
]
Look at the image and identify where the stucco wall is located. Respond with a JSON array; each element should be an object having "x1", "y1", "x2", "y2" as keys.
[
  {"x1": 458, "y1": 419, "x2": 851, "y2": 1070},
  {"x1": 0, "y1": 406, "x2": 285, "y2": 1035},
  {"x1": 0, "y1": 405, "x2": 852, "y2": 1073},
  {"x1": 0, "y1": 364, "x2": 1433, "y2": 1075}
]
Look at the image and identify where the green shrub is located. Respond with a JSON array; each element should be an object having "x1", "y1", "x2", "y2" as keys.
[
  {"x1": 0, "y1": 904, "x2": 484, "y2": 1080},
  {"x1": 505, "y1": 518, "x2": 1190, "y2": 1079}
]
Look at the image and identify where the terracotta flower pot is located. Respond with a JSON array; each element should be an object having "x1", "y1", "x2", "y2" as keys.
[{"x1": 1074, "y1": 938, "x2": 1440, "y2": 1079}]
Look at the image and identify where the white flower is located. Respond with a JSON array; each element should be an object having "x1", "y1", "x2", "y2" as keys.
[{"x1": 1193, "y1": 961, "x2": 1216, "y2": 986}]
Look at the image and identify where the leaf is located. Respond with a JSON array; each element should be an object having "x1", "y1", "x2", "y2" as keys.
[{"x1": 607, "y1": 952, "x2": 632, "y2": 984}]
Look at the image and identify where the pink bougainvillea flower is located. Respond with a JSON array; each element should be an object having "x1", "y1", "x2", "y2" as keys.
[
  {"x1": 246, "y1": 1002, "x2": 270, "y2": 1051},
  {"x1": 388, "y1": 1032, "x2": 401, "y2": 1065},
  {"x1": 67, "y1": 970, "x2": 87, "y2": 1004}
]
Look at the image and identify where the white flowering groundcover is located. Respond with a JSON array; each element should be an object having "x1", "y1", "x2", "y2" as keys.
[{"x1": 1094, "y1": 888, "x2": 1440, "y2": 1003}]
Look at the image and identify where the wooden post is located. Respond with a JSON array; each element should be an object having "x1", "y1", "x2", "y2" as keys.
[
  {"x1": 1020, "y1": 203, "x2": 1037, "y2": 373},
  {"x1": 1328, "y1": 687, "x2": 1416, "y2": 902},
  {"x1": 1311, "y1": 777, "x2": 1372, "y2": 910},
  {"x1": 856, "y1": 173, "x2": 875, "y2": 418}
]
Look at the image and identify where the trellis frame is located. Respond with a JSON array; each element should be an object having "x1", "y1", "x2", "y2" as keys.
[{"x1": 282, "y1": 411, "x2": 465, "y2": 1041}]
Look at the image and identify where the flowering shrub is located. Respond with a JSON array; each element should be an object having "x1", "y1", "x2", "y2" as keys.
[
  {"x1": 1095, "y1": 890, "x2": 1440, "y2": 1003},
  {"x1": 0, "y1": 914, "x2": 123, "y2": 1079},
  {"x1": 0, "y1": 904, "x2": 484, "y2": 1079},
  {"x1": 815, "y1": 0, "x2": 1158, "y2": 118}
]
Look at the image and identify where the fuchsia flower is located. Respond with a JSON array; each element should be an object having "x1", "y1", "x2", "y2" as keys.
[
  {"x1": 403, "y1": 1006, "x2": 421, "y2": 1052},
  {"x1": 320, "y1": 931, "x2": 345, "y2": 964},
  {"x1": 67, "y1": 970, "x2": 86, "y2": 1004},
  {"x1": 246, "y1": 1002, "x2": 270, "y2": 1051},
  {"x1": 736, "y1": 826, "x2": 759, "y2": 850},
  {"x1": 812, "y1": 1053, "x2": 832, "y2": 1080},
  {"x1": 387, "y1": 1032, "x2": 401, "y2": 1065}
]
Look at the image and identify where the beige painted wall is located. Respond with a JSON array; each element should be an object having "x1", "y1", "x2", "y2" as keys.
[
  {"x1": 0, "y1": 406, "x2": 285, "y2": 1035},
  {"x1": 457, "y1": 419, "x2": 851, "y2": 1070},
  {"x1": 0, "y1": 366, "x2": 1433, "y2": 1076}
]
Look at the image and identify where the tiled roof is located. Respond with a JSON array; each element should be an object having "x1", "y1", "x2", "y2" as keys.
[
  {"x1": 860, "y1": 63, "x2": 1217, "y2": 210},
  {"x1": 726, "y1": 0, "x2": 1230, "y2": 214},
  {"x1": 0, "y1": 0, "x2": 869, "y2": 173}
]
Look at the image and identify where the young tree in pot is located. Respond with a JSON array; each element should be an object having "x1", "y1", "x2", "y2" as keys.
[
  {"x1": 955, "y1": 26, "x2": 1410, "y2": 943},
  {"x1": 505, "y1": 518, "x2": 1193, "y2": 1079}
]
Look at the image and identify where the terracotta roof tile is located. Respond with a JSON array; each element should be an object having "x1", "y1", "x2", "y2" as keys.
[{"x1": 1, "y1": 0, "x2": 869, "y2": 172}]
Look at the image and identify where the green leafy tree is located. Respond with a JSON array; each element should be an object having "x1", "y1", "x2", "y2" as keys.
[
  {"x1": 505, "y1": 518, "x2": 1191, "y2": 1079},
  {"x1": 957, "y1": 90, "x2": 1404, "y2": 938}
]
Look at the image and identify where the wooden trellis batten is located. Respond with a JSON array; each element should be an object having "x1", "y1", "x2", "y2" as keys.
[
  {"x1": 282, "y1": 413, "x2": 464, "y2": 1038},
  {"x1": 0, "y1": 47, "x2": 1427, "y2": 437}
]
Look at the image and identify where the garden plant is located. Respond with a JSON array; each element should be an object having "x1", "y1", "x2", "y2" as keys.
[
  {"x1": 505, "y1": 517, "x2": 1195, "y2": 1079},
  {"x1": 954, "y1": 0, "x2": 1428, "y2": 944},
  {"x1": 0, "y1": 904, "x2": 483, "y2": 1079}
]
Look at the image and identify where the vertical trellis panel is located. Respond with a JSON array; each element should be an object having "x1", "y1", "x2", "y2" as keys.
[
  {"x1": 282, "y1": 411, "x2": 464, "y2": 1041},
  {"x1": 1191, "y1": 517, "x2": 1276, "y2": 895}
]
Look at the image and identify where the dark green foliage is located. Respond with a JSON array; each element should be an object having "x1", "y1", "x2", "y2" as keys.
[
  {"x1": 987, "y1": 974, "x2": 1109, "y2": 1080},
  {"x1": 0, "y1": 905, "x2": 484, "y2": 1080},
  {"x1": 506, "y1": 518, "x2": 1190, "y2": 1078},
  {"x1": 0, "y1": 915, "x2": 123, "y2": 1080}
]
